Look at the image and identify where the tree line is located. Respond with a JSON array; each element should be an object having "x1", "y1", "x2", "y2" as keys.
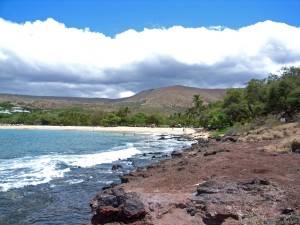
[
  {"x1": 0, "y1": 66, "x2": 299, "y2": 128},
  {"x1": 181, "y1": 66, "x2": 300, "y2": 129},
  {"x1": 0, "y1": 106, "x2": 171, "y2": 127}
]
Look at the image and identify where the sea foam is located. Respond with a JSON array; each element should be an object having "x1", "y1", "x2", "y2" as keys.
[{"x1": 0, "y1": 147, "x2": 140, "y2": 192}]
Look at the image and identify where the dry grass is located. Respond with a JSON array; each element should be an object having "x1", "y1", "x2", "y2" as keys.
[
  {"x1": 238, "y1": 135, "x2": 262, "y2": 143},
  {"x1": 238, "y1": 129, "x2": 287, "y2": 142},
  {"x1": 264, "y1": 137, "x2": 300, "y2": 153},
  {"x1": 239, "y1": 123, "x2": 299, "y2": 140},
  {"x1": 262, "y1": 130, "x2": 285, "y2": 140},
  {"x1": 239, "y1": 123, "x2": 300, "y2": 153}
]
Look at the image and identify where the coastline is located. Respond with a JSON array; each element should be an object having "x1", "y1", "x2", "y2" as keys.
[
  {"x1": 0, "y1": 124, "x2": 198, "y2": 225},
  {"x1": 0, "y1": 125, "x2": 197, "y2": 136},
  {"x1": 88, "y1": 126, "x2": 300, "y2": 225}
]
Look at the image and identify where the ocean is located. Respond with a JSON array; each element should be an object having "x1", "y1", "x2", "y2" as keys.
[{"x1": 0, "y1": 129, "x2": 194, "y2": 225}]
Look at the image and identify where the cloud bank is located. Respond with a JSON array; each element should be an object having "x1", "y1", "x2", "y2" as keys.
[{"x1": 0, "y1": 18, "x2": 300, "y2": 98}]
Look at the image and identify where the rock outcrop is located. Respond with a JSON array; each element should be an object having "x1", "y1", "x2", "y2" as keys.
[
  {"x1": 89, "y1": 187, "x2": 147, "y2": 224},
  {"x1": 88, "y1": 128, "x2": 300, "y2": 225},
  {"x1": 188, "y1": 178, "x2": 283, "y2": 224}
]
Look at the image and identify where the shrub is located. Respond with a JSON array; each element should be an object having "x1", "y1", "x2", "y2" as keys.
[{"x1": 291, "y1": 138, "x2": 300, "y2": 153}]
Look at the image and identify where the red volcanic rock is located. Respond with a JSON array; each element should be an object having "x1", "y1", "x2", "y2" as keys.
[
  {"x1": 88, "y1": 129, "x2": 300, "y2": 225},
  {"x1": 122, "y1": 193, "x2": 147, "y2": 219},
  {"x1": 90, "y1": 187, "x2": 147, "y2": 224},
  {"x1": 98, "y1": 206, "x2": 120, "y2": 216}
]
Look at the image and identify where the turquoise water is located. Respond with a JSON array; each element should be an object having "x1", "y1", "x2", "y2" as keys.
[{"x1": 0, "y1": 129, "x2": 193, "y2": 224}]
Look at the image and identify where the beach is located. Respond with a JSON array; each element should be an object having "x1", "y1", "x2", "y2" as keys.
[{"x1": 0, "y1": 125, "x2": 197, "y2": 136}]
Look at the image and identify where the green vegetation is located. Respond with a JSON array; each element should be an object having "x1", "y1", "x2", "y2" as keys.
[
  {"x1": 183, "y1": 66, "x2": 300, "y2": 130},
  {"x1": 0, "y1": 101, "x2": 14, "y2": 109},
  {"x1": 0, "y1": 106, "x2": 173, "y2": 127},
  {"x1": 210, "y1": 127, "x2": 232, "y2": 137},
  {"x1": 0, "y1": 66, "x2": 299, "y2": 128}
]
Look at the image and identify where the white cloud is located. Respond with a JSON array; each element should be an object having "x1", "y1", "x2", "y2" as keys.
[
  {"x1": 0, "y1": 18, "x2": 300, "y2": 98},
  {"x1": 119, "y1": 91, "x2": 136, "y2": 98}
]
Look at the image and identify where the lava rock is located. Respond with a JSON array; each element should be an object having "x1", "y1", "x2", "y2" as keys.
[
  {"x1": 111, "y1": 164, "x2": 123, "y2": 170},
  {"x1": 120, "y1": 176, "x2": 130, "y2": 183},
  {"x1": 203, "y1": 148, "x2": 230, "y2": 156},
  {"x1": 102, "y1": 182, "x2": 118, "y2": 190},
  {"x1": 197, "y1": 181, "x2": 224, "y2": 195},
  {"x1": 171, "y1": 150, "x2": 183, "y2": 157},
  {"x1": 291, "y1": 141, "x2": 300, "y2": 153},
  {"x1": 222, "y1": 136, "x2": 238, "y2": 142},
  {"x1": 122, "y1": 192, "x2": 147, "y2": 219},
  {"x1": 90, "y1": 187, "x2": 146, "y2": 224},
  {"x1": 149, "y1": 152, "x2": 163, "y2": 155}
]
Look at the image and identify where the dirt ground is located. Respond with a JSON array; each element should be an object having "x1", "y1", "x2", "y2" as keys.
[{"x1": 89, "y1": 124, "x2": 300, "y2": 225}]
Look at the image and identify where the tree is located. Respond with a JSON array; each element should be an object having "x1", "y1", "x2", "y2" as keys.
[
  {"x1": 266, "y1": 66, "x2": 300, "y2": 114},
  {"x1": 245, "y1": 79, "x2": 267, "y2": 116},
  {"x1": 116, "y1": 107, "x2": 131, "y2": 125},
  {"x1": 91, "y1": 111, "x2": 105, "y2": 126},
  {"x1": 146, "y1": 113, "x2": 165, "y2": 126},
  {"x1": 131, "y1": 112, "x2": 148, "y2": 126},
  {"x1": 100, "y1": 113, "x2": 121, "y2": 126},
  {"x1": 223, "y1": 89, "x2": 250, "y2": 122},
  {"x1": 183, "y1": 95, "x2": 206, "y2": 127},
  {"x1": 116, "y1": 107, "x2": 130, "y2": 118},
  {"x1": 207, "y1": 112, "x2": 231, "y2": 129},
  {"x1": 192, "y1": 95, "x2": 205, "y2": 116}
]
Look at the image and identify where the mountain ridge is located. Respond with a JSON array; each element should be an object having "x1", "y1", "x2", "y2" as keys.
[{"x1": 0, "y1": 85, "x2": 227, "y2": 113}]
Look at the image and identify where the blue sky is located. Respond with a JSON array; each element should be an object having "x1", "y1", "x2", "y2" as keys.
[
  {"x1": 0, "y1": 0, "x2": 300, "y2": 98},
  {"x1": 1, "y1": 0, "x2": 299, "y2": 36}
]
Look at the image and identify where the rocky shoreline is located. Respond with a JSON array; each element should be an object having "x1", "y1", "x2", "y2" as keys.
[{"x1": 86, "y1": 130, "x2": 300, "y2": 225}]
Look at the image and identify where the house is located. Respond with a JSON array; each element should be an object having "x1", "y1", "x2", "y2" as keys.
[
  {"x1": 0, "y1": 109, "x2": 11, "y2": 114},
  {"x1": 11, "y1": 107, "x2": 30, "y2": 113}
]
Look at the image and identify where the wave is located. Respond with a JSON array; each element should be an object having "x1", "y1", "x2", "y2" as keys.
[{"x1": 0, "y1": 147, "x2": 141, "y2": 192}]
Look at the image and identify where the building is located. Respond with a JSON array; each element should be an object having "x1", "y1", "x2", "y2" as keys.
[
  {"x1": 10, "y1": 107, "x2": 30, "y2": 113},
  {"x1": 0, "y1": 109, "x2": 12, "y2": 114}
]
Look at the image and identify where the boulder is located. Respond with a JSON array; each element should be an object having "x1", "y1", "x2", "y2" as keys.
[
  {"x1": 203, "y1": 148, "x2": 230, "y2": 156},
  {"x1": 197, "y1": 180, "x2": 224, "y2": 195},
  {"x1": 120, "y1": 176, "x2": 130, "y2": 183},
  {"x1": 102, "y1": 182, "x2": 118, "y2": 191},
  {"x1": 148, "y1": 152, "x2": 163, "y2": 155},
  {"x1": 191, "y1": 178, "x2": 280, "y2": 224},
  {"x1": 291, "y1": 140, "x2": 300, "y2": 153},
  {"x1": 98, "y1": 205, "x2": 119, "y2": 216},
  {"x1": 171, "y1": 150, "x2": 183, "y2": 157},
  {"x1": 111, "y1": 164, "x2": 122, "y2": 170},
  {"x1": 121, "y1": 192, "x2": 147, "y2": 219},
  {"x1": 222, "y1": 136, "x2": 238, "y2": 142},
  {"x1": 90, "y1": 187, "x2": 146, "y2": 224}
]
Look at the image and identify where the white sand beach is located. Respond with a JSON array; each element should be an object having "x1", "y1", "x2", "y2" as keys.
[{"x1": 0, "y1": 125, "x2": 197, "y2": 136}]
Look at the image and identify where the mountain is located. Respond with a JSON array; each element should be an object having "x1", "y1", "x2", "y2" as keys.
[
  {"x1": 119, "y1": 85, "x2": 226, "y2": 107},
  {"x1": 0, "y1": 85, "x2": 227, "y2": 114}
]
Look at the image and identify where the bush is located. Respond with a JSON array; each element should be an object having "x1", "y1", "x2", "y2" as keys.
[
  {"x1": 291, "y1": 138, "x2": 300, "y2": 153},
  {"x1": 210, "y1": 126, "x2": 231, "y2": 137}
]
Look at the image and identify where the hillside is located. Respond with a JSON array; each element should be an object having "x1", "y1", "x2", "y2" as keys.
[
  {"x1": 0, "y1": 85, "x2": 227, "y2": 114},
  {"x1": 119, "y1": 85, "x2": 226, "y2": 108}
]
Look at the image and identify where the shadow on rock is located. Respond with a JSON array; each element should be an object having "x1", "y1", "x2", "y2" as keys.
[{"x1": 89, "y1": 187, "x2": 147, "y2": 224}]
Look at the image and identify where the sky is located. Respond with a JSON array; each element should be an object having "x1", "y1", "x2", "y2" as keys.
[{"x1": 0, "y1": 0, "x2": 300, "y2": 98}]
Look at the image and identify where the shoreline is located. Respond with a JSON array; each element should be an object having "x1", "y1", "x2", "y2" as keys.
[
  {"x1": 0, "y1": 125, "x2": 198, "y2": 136},
  {"x1": 88, "y1": 125, "x2": 300, "y2": 225},
  {"x1": 0, "y1": 125, "x2": 199, "y2": 225}
]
